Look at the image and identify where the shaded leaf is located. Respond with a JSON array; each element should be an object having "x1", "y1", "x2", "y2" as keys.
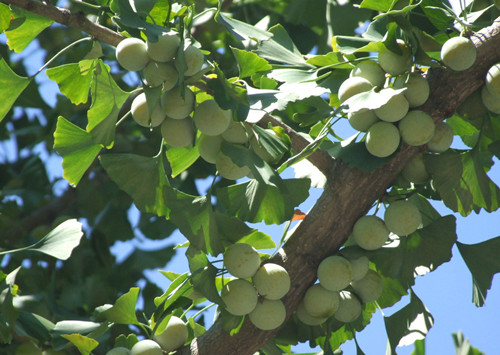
[
  {"x1": 325, "y1": 138, "x2": 392, "y2": 172},
  {"x1": 16, "y1": 312, "x2": 54, "y2": 343},
  {"x1": 186, "y1": 247, "x2": 223, "y2": 304},
  {"x1": 214, "y1": 212, "x2": 275, "y2": 249},
  {"x1": 97, "y1": 287, "x2": 140, "y2": 325},
  {"x1": 456, "y1": 237, "x2": 500, "y2": 307},
  {"x1": 5, "y1": 8, "x2": 53, "y2": 52},
  {"x1": 216, "y1": 12, "x2": 272, "y2": 42},
  {"x1": 0, "y1": 57, "x2": 31, "y2": 122},
  {"x1": 46, "y1": 60, "x2": 97, "y2": 105},
  {"x1": 452, "y1": 331, "x2": 485, "y2": 355}
]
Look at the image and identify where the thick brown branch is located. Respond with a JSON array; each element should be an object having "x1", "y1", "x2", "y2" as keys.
[{"x1": 1, "y1": 0, "x2": 123, "y2": 47}]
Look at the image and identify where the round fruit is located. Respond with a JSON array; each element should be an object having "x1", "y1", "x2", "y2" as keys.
[
  {"x1": 153, "y1": 316, "x2": 188, "y2": 352},
  {"x1": 338, "y1": 77, "x2": 372, "y2": 103},
  {"x1": 248, "y1": 299, "x2": 286, "y2": 330},
  {"x1": 374, "y1": 88, "x2": 409, "y2": 122},
  {"x1": 378, "y1": 40, "x2": 412, "y2": 76},
  {"x1": 334, "y1": 291, "x2": 362, "y2": 323},
  {"x1": 486, "y1": 63, "x2": 500, "y2": 96},
  {"x1": 162, "y1": 87, "x2": 195, "y2": 119},
  {"x1": 116, "y1": 38, "x2": 150, "y2": 71},
  {"x1": 181, "y1": 45, "x2": 204, "y2": 76},
  {"x1": 347, "y1": 109, "x2": 378, "y2": 132},
  {"x1": 384, "y1": 200, "x2": 422, "y2": 236},
  {"x1": 216, "y1": 151, "x2": 251, "y2": 180},
  {"x1": 198, "y1": 134, "x2": 222, "y2": 164},
  {"x1": 144, "y1": 61, "x2": 178, "y2": 90},
  {"x1": 402, "y1": 153, "x2": 430, "y2": 184},
  {"x1": 160, "y1": 117, "x2": 195, "y2": 148},
  {"x1": 347, "y1": 256, "x2": 370, "y2": 281},
  {"x1": 317, "y1": 255, "x2": 352, "y2": 291},
  {"x1": 350, "y1": 61, "x2": 385, "y2": 87},
  {"x1": 223, "y1": 243, "x2": 261, "y2": 279},
  {"x1": 222, "y1": 121, "x2": 248, "y2": 144},
  {"x1": 398, "y1": 110, "x2": 435, "y2": 146},
  {"x1": 303, "y1": 284, "x2": 340, "y2": 318},
  {"x1": 441, "y1": 36, "x2": 477, "y2": 71},
  {"x1": 402, "y1": 73, "x2": 430, "y2": 107},
  {"x1": 252, "y1": 263, "x2": 291, "y2": 300},
  {"x1": 194, "y1": 100, "x2": 232, "y2": 136},
  {"x1": 221, "y1": 278, "x2": 258, "y2": 316},
  {"x1": 106, "y1": 348, "x2": 130, "y2": 355},
  {"x1": 427, "y1": 122, "x2": 454, "y2": 153},
  {"x1": 296, "y1": 301, "x2": 327, "y2": 326},
  {"x1": 131, "y1": 93, "x2": 165, "y2": 128},
  {"x1": 146, "y1": 32, "x2": 180, "y2": 62},
  {"x1": 130, "y1": 339, "x2": 162, "y2": 355},
  {"x1": 365, "y1": 122, "x2": 401, "y2": 158},
  {"x1": 481, "y1": 85, "x2": 500, "y2": 114},
  {"x1": 352, "y1": 215, "x2": 389, "y2": 250},
  {"x1": 351, "y1": 269, "x2": 384, "y2": 303}
]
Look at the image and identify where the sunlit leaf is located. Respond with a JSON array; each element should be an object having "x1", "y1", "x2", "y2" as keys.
[
  {"x1": 359, "y1": 0, "x2": 393, "y2": 12},
  {"x1": 0, "y1": 3, "x2": 10, "y2": 32},
  {"x1": 53, "y1": 320, "x2": 103, "y2": 335},
  {"x1": 97, "y1": 287, "x2": 140, "y2": 325},
  {"x1": 166, "y1": 145, "x2": 200, "y2": 178},
  {"x1": 46, "y1": 60, "x2": 97, "y2": 105},
  {"x1": 452, "y1": 331, "x2": 485, "y2": 355},
  {"x1": 231, "y1": 47, "x2": 272, "y2": 78},
  {"x1": 0, "y1": 57, "x2": 31, "y2": 122},
  {"x1": 257, "y1": 24, "x2": 310, "y2": 67},
  {"x1": 216, "y1": 12, "x2": 272, "y2": 42},
  {"x1": 60, "y1": 334, "x2": 99, "y2": 355},
  {"x1": 5, "y1": 8, "x2": 53, "y2": 52}
]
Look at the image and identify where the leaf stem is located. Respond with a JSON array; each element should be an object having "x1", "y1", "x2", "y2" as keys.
[{"x1": 191, "y1": 302, "x2": 216, "y2": 320}]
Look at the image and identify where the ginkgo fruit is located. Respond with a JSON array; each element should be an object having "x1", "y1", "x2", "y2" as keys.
[
  {"x1": 130, "y1": 339, "x2": 162, "y2": 355},
  {"x1": 350, "y1": 61, "x2": 385, "y2": 87},
  {"x1": 334, "y1": 291, "x2": 362, "y2": 323},
  {"x1": 347, "y1": 109, "x2": 378, "y2": 132},
  {"x1": 162, "y1": 87, "x2": 195, "y2": 119},
  {"x1": 181, "y1": 45, "x2": 204, "y2": 76},
  {"x1": 351, "y1": 269, "x2": 384, "y2": 303},
  {"x1": 296, "y1": 301, "x2": 327, "y2": 326},
  {"x1": 427, "y1": 122, "x2": 454, "y2": 153},
  {"x1": 352, "y1": 215, "x2": 389, "y2": 250},
  {"x1": 248, "y1": 299, "x2": 286, "y2": 330},
  {"x1": 194, "y1": 100, "x2": 232, "y2": 136},
  {"x1": 160, "y1": 117, "x2": 195, "y2": 148},
  {"x1": 347, "y1": 256, "x2": 370, "y2": 281},
  {"x1": 146, "y1": 32, "x2": 180, "y2": 62},
  {"x1": 131, "y1": 93, "x2": 165, "y2": 128},
  {"x1": 317, "y1": 255, "x2": 352, "y2": 291},
  {"x1": 480, "y1": 85, "x2": 500, "y2": 114},
  {"x1": 198, "y1": 134, "x2": 222, "y2": 164},
  {"x1": 116, "y1": 38, "x2": 150, "y2": 72},
  {"x1": 398, "y1": 110, "x2": 435, "y2": 146},
  {"x1": 374, "y1": 88, "x2": 409, "y2": 122},
  {"x1": 365, "y1": 122, "x2": 400, "y2": 158},
  {"x1": 223, "y1": 243, "x2": 261, "y2": 279},
  {"x1": 153, "y1": 316, "x2": 188, "y2": 352},
  {"x1": 252, "y1": 263, "x2": 291, "y2": 300},
  {"x1": 106, "y1": 347, "x2": 130, "y2": 355},
  {"x1": 222, "y1": 121, "x2": 248, "y2": 144},
  {"x1": 402, "y1": 153, "x2": 430, "y2": 184},
  {"x1": 221, "y1": 278, "x2": 258, "y2": 316},
  {"x1": 486, "y1": 63, "x2": 500, "y2": 95},
  {"x1": 378, "y1": 40, "x2": 412, "y2": 76},
  {"x1": 338, "y1": 77, "x2": 372, "y2": 103},
  {"x1": 401, "y1": 73, "x2": 430, "y2": 107},
  {"x1": 303, "y1": 283, "x2": 340, "y2": 318},
  {"x1": 384, "y1": 200, "x2": 422, "y2": 236},
  {"x1": 216, "y1": 151, "x2": 251, "y2": 180},
  {"x1": 440, "y1": 36, "x2": 477, "y2": 71},
  {"x1": 143, "y1": 61, "x2": 178, "y2": 90}
]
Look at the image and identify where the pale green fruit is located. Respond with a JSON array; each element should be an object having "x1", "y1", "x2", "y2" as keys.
[
  {"x1": 384, "y1": 200, "x2": 422, "y2": 236},
  {"x1": 296, "y1": 301, "x2": 327, "y2": 326},
  {"x1": 224, "y1": 243, "x2": 261, "y2": 279},
  {"x1": 216, "y1": 151, "x2": 251, "y2": 180},
  {"x1": 378, "y1": 40, "x2": 412, "y2": 76},
  {"x1": 221, "y1": 278, "x2": 258, "y2": 316},
  {"x1": 365, "y1": 122, "x2": 400, "y2": 158},
  {"x1": 486, "y1": 63, "x2": 500, "y2": 96},
  {"x1": 334, "y1": 291, "x2": 362, "y2": 323},
  {"x1": 402, "y1": 73, "x2": 430, "y2": 107},
  {"x1": 144, "y1": 61, "x2": 178, "y2": 90},
  {"x1": 374, "y1": 88, "x2": 409, "y2": 122},
  {"x1": 441, "y1": 36, "x2": 477, "y2": 71},
  {"x1": 398, "y1": 110, "x2": 435, "y2": 146},
  {"x1": 350, "y1": 61, "x2": 385, "y2": 87},
  {"x1": 351, "y1": 270, "x2": 383, "y2": 303},
  {"x1": 131, "y1": 93, "x2": 165, "y2": 128},
  {"x1": 146, "y1": 32, "x2": 180, "y2": 62},
  {"x1": 402, "y1": 153, "x2": 430, "y2": 184},
  {"x1": 427, "y1": 122, "x2": 453, "y2": 153},
  {"x1": 352, "y1": 215, "x2": 389, "y2": 251},
  {"x1": 130, "y1": 339, "x2": 162, "y2": 355},
  {"x1": 162, "y1": 87, "x2": 195, "y2": 119},
  {"x1": 338, "y1": 76, "x2": 372, "y2": 103},
  {"x1": 347, "y1": 256, "x2": 370, "y2": 281},
  {"x1": 317, "y1": 255, "x2": 352, "y2": 291},
  {"x1": 106, "y1": 347, "x2": 130, "y2": 355},
  {"x1": 222, "y1": 121, "x2": 248, "y2": 144},
  {"x1": 181, "y1": 45, "x2": 204, "y2": 76},
  {"x1": 153, "y1": 316, "x2": 188, "y2": 352},
  {"x1": 347, "y1": 109, "x2": 379, "y2": 132},
  {"x1": 481, "y1": 85, "x2": 500, "y2": 114},
  {"x1": 252, "y1": 263, "x2": 291, "y2": 300},
  {"x1": 198, "y1": 134, "x2": 222, "y2": 164},
  {"x1": 303, "y1": 284, "x2": 340, "y2": 318},
  {"x1": 160, "y1": 117, "x2": 195, "y2": 148},
  {"x1": 116, "y1": 38, "x2": 150, "y2": 71},
  {"x1": 249, "y1": 299, "x2": 286, "y2": 330},
  {"x1": 194, "y1": 100, "x2": 232, "y2": 136}
]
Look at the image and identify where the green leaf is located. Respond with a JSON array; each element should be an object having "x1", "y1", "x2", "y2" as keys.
[
  {"x1": 0, "y1": 268, "x2": 20, "y2": 344},
  {"x1": 60, "y1": 334, "x2": 99, "y2": 355},
  {"x1": 46, "y1": 60, "x2": 97, "y2": 105},
  {"x1": 306, "y1": 52, "x2": 350, "y2": 68},
  {"x1": 97, "y1": 287, "x2": 140, "y2": 325},
  {"x1": 53, "y1": 116, "x2": 102, "y2": 186},
  {"x1": 359, "y1": 0, "x2": 393, "y2": 12},
  {"x1": 5, "y1": 8, "x2": 53, "y2": 52},
  {"x1": 384, "y1": 289, "x2": 434, "y2": 354},
  {"x1": 216, "y1": 12, "x2": 272, "y2": 42},
  {"x1": 425, "y1": 150, "x2": 500, "y2": 216},
  {"x1": 100, "y1": 153, "x2": 170, "y2": 217},
  {"x1": 333, "y1": 36, "x2": 384, "y2": 55},
  {"x1": 16, "y1": 311, "x2": 54, "y2": 343},
  {"x1": 344, "y1": 88, "x2": 407, "y2": 113},
  {"x1": 186, "y1": 246, "x2": 223, "y2": 304},
  {"x1": 111, "y1": 0, "x2": 165, "y2": 39},
  {"x1": 0, "y1": 57, "x2": 31, "y2": 122},
  {"x1": 217, "y1": 178, "x2": 310, "y2": 225},
  {"x1": 166, "y1": 145, "x2": 200, "y2": 178},
  {"x1": 53, "y1": 320, "x2": 103, "y2": 335},
  {"x1": 207, "y1": 66, "x2": 249, "y2": 120},
  {"x1": 231, "y1": 47, "x2": 272, "y2": 78},
  {"x1": 325, "y1": 138, "x2": 392, "y2": 172},
  {"x1": 152, "y1": 273, "x2": 193, "y2": 328},
  {"x1": 0, "y1": 3, "x2": 10, "y2": 32},
  {"x1": 213, "y1": 212, "x2": 275, "y2": 249},
  {"x1": 411, "y1": 339, "x2": 426, "y2": 355},
  {"x1": 452, "y1": 331, "x2": 485, "y2": 355},
  {"x1": 456, "y1": 236, "x2": 500, "y2": 307}
]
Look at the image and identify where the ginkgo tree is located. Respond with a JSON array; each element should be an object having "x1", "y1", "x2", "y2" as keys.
[{"x1": 1, "y1": 0, "x2": 500, "y2": 354}]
